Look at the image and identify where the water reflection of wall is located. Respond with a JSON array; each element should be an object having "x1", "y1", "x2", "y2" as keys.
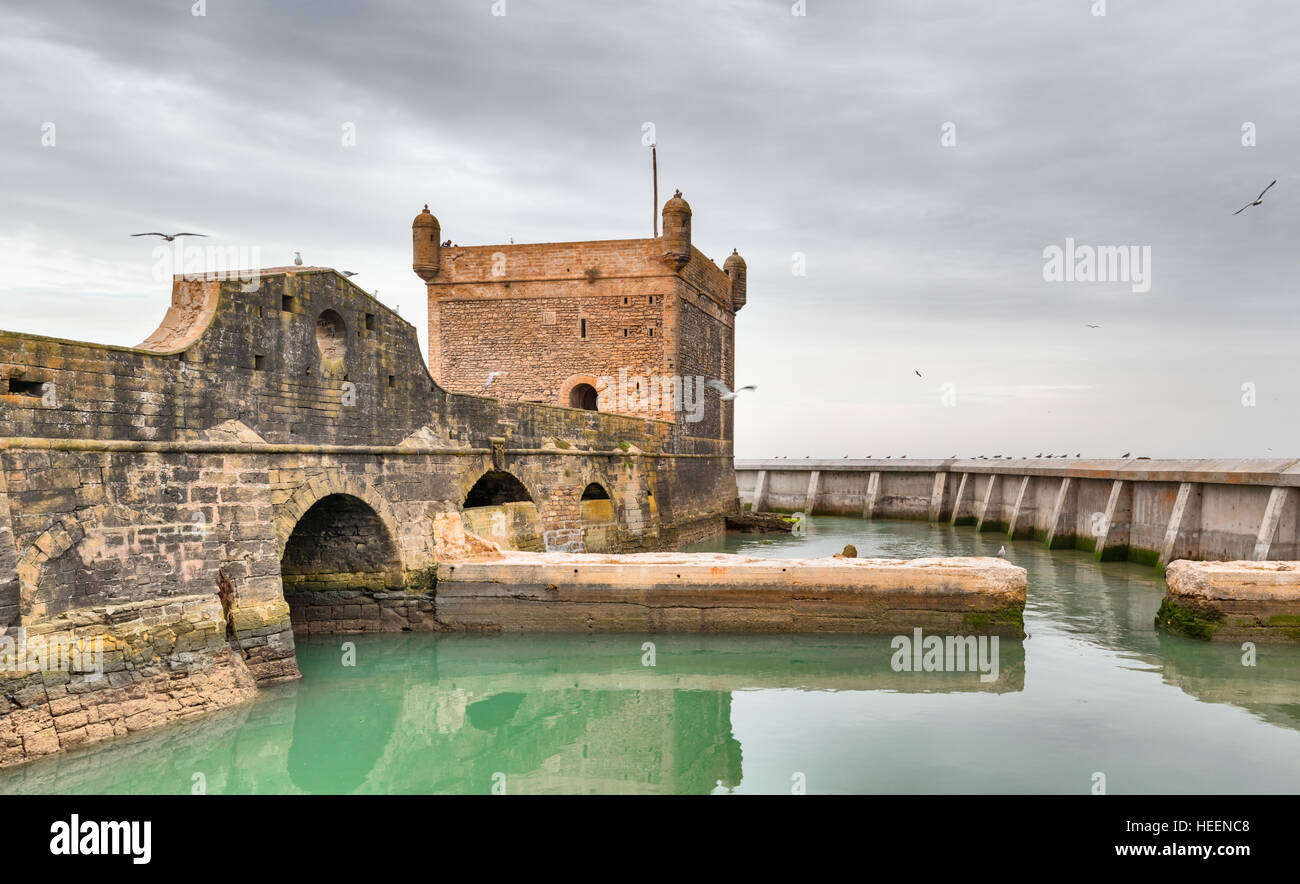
[
  {"x1": 1019, "y1": 549, "x2": 1300, "y2": 731},
  {"x1": 0, "y1": 633, "x2": 1025, "y2": 795},
  {"x1": 1153, "y1": 634, "x2": 1300, "y2": 732}
]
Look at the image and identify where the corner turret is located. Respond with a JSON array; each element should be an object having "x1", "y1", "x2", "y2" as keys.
[
  {"x1": 660, "y1": 190, "x2": 691, "y2": 270},
  {"x1": 723, "y1": 248, "x2": 747, "y2": 312},
  {"x1": 412, "y1": 204, "x2": 441, "y2": 282}
]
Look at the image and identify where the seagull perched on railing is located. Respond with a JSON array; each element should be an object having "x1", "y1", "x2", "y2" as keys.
[
  {"x1": 131, "y1": 232, "x2": 207, "y2": 242},
  {"x1": 706, "y1": 380, "x2": 756, "y2": 401}
]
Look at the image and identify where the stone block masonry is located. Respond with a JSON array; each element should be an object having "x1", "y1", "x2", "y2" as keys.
[
  {"x1": 418, "y1": 193, "x2": 745, "y2": 444},
  {"x1": 0, "y1": 594, "x2": 258, "y2": 767},
  {"x1": 0, "y1": 258, "x2": 740, "y2": 767}
]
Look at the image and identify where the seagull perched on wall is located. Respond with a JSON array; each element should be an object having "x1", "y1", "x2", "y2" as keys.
[
  {"x1": 1121, "y1": 452, "x2": 1130, "y2": 458},
  {"x1": 131, "y1": 232, "x2": 207, "y2": 241},
  {"x1": 706, "y1": 380, "x2": 756, "y2": 400},
  {"x1": 997, "y1": 545, "x2": 1006, "y2": 557},
  {"x1": 1233, "y1": 180, "x2": 1276, "y2": 215},
  {"x1": 483, "y1": 371, "x2": 508, "y2": 390},
  {"x1": 293, "y1": 251, "x2": 303, "y2": 266},
  {"x1": 342, "y1": 271, "x2": 358, "y2": 277}
]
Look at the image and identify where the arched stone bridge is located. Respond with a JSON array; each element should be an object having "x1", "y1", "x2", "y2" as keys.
[{"x1": 0, "y1": 268, "x2": 739, "y2": 706}]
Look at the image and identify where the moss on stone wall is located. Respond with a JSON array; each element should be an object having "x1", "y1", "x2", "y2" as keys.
[{"x1": 1154, "y1": 597, "x2": 1222, "y2": 640}]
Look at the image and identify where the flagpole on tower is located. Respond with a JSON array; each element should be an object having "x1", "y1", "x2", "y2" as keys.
[{"x1": 652, "y1": 143, "x2": 659, "y2": 237}]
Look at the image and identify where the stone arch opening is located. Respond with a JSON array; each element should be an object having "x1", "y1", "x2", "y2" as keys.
[
  {"x1": 464, "y1": 471, "x2": 533, "y2": 507},
  {"x1": 461, "y1": 470, "x2": 543, "y2": 551},
  {"x1": 569, "y1": 383, "x2": 599, "y2": 411},
  {"x1": 281, "y1": 493, "x2": 402, "y2": 631},
  {"x1": 580, "y1": 481, "x2": 616, "y2": 552},
  {"x1": 581, "y1": 482, "x2": 611, "y2": 501},
  {"x1": 315, "y1": 309, "x2": 348, "y2": 366}
]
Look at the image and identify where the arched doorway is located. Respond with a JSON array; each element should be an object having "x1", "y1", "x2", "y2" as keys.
[
  {"x1": 580, "y1": 482, "x2": 615, "y2": 552},
  {"x1": 569, "y1": 383, "x2": 598, "y2": 411},
  {"x1": 281, "y1": 493, "x2": 402, "y2": 631},
  {"x1": 461, "y1": 470, "x2": 543, "y2": 550}
]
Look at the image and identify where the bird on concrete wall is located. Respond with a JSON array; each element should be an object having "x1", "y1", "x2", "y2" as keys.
[{"x1": 293, "y1": 251, "x2": 303, "y2": 266}]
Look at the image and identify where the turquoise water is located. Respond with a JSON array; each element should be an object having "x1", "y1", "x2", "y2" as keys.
[{"x1": 3, "y1": 516, "x2": 1299, "y2": 794}]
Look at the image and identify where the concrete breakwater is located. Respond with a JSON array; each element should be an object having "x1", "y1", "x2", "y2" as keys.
[
  {"x1": 1159, "y1": 560, "x2": 1300, "y2": 643},
  {"x1": 737, "y1": 458, "x2": 1300, "y2": 567}
]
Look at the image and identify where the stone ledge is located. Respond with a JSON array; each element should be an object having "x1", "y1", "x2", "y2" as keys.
[
  {"x1": 436, "y1": 552, "x2": 1026, "y2": 635},
  {"x1": 1159, "y1": 560, "x2": 1300, "y2": 642}
]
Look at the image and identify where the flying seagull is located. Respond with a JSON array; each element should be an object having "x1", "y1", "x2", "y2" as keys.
[
  {"x1": 706, "y1": 380, "x2": 756, "y2": 401},
  {"x1": 1085, "y1": 324, "x2": 1100, "y2": 329},
  {"x1": 131, "y1": 232, "x2": 207, "y2": 242},
  {"x1": 293, "y1": 251, "x2": 303, "y2": 266},
  {"x1": 483, "y1": 371, "x2": 507, "y2": 389},
  {"x1": 914, "y1": 370, "x2": 922, "y2": 378},
  {"x1": 1233, "y1": 180, "x2": 1276, "y2": 215}
]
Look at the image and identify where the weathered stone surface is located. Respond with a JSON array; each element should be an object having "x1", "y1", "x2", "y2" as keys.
[
  {"x1": 1159, "y1": 560, "x2": 1300, "y2": 642},
  {"x1": 0, "y1": 253, "x2": 743, "y2": 766},
  {"x1": 435, "y1": 552, "x2": 1026, "y2": 636}
]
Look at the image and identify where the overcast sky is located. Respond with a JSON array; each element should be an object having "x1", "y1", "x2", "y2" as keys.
[{"x1": 2, "y1": 0, "x2": 1297, "y2": 458}]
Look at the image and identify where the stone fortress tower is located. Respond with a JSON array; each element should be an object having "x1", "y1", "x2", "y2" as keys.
[{"x1": 412, "y1": 191, "x2": 747, "y2": 443}]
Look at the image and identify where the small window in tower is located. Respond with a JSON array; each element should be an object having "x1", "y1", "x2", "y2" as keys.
[
  {"x1": 365, "y1": 313, "x2": 376, "y2": 331},
  {"x1": 623, "y1": 297, "x2": 628, "y2": 305},
  {"x1": 256, "y1": 305, "x2": 263, "y2": 318},
  {"x1": 282, "y1": 295, "x2": 295, "y2": 313},
  {"x1": 648, "y1": 295, "x2": 654, "y2": 304},
  {"x1": 623, "y1": 328, "x2": 629, "y2": 337},
  {"x1": 254, "y1": 354, "x2": 267, "y2": 371},
  {"x1": 388, "y1": 375, "x2": 397, "y2": 388},
  {"x1": 649, "y1": 328, "x2": 654, "y2": 337},
  {"x1": 580, "y1": 318, "x2": 587, "y2": 338}
]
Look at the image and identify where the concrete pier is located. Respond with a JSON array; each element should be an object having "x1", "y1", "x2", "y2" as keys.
[
  {"x1": 737, "y1": 459, "x2": 1300, "y2": 567},
  {"x1": 1159, "y1": 560, "x2": 1300, "y2": 643},
  {"x1": 434, "y1": 551, "x2": 1026, "y2": 636}
]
